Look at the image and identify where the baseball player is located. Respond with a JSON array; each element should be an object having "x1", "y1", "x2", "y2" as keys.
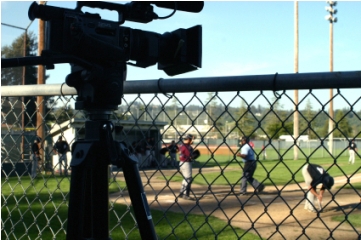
[
  {"x1": 236, "y1": 136, "x2": 265, "y2": 195},
  {"x1": 302, "y1": 163, "x2": 334, "y2": 212},
  {"x1": 348, "y1": 139, "x2": 358, "y2": 165},
  {"x1": 179, "y1": 134, "x2": 196, "y2": 201},
  {"x1": 53, "y1": 136, "x2": 70, "y2": 176},
  {"x1": 31, "y1": 137, "x2": 41, "y2": 179}
]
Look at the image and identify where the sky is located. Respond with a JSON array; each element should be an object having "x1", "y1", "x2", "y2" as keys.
[{"x1": 1, "y1": 1, "x2": 361, "y2": 111}]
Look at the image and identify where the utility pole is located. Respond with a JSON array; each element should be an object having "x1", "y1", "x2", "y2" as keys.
[
  {"x1": 293, "y1": 1, "x2": 299, "y2": 160},
  {"x1": 37, "y1": 1, "x2": 46, "y2": 151},
  {"x1": 325, "y1": 1, "x2": 337, "y2": 155}
]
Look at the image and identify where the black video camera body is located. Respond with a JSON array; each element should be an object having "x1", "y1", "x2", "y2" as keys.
[
  {"x1": 29, "y1": 1, "x2": 202, "y2": 76},
  {"x1": 28, "y1": 1, "x2": 202, "y2": 110}
]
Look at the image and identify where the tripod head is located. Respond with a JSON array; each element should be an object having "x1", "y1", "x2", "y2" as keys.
[{"x1": 25, "y1": 1, "x2": 203, "y2": 112}]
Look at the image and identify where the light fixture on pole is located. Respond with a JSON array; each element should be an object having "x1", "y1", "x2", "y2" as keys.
[{"x1": 325, "y1": 1, "x2": 337, "y2": 23}]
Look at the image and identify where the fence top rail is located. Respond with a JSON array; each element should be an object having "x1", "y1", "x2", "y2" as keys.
[{"x1": 1, "y1": 70, "x2": 360, "y2": 97}]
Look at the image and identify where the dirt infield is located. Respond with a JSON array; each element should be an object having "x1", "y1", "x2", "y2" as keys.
[{"x1": 111, "y1": 169, "x2": 361, "y2": 239}]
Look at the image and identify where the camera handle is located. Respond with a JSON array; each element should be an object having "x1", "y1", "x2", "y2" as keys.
[{"x1": 67, "y1": 118, "x2": 157, "y2": 240}]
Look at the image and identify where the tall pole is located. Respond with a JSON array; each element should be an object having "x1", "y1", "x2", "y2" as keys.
[
  {"x1": 37, "y1": 1, "x2": 46, "y2": 153},
  {"x1": 293, "y1": 1, "x2": 299, "y2": 160},
  {"x1": 325, "y1": 1, "x2": 337, "y2": 155},
  {"x1": 328, "y1": 21, "x2": 334, "y2": 155},
  {"x1": 22, "y1": 31, "x2": 27, "y2": 161}
]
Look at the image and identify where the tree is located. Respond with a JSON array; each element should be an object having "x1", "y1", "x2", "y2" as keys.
[
  {"x1": 1, "y1": 32, "x2": 38, "y2": 86},
  {"x1": 299, "y1": 99, "x2": 317, "y2": 139},
  {"x1": 2, "y1": 32, "x2": 39, "y2": 127},
  {"x1": 204, "y1": 92, "x2": 218, "y2": 125},
  {"x1": 236, "y1": 100, "x2": 257, "y2": 138},
  {"x1": 48, "y1": 105, "x2": 76, "y2": 124},
  {"x1": 334, "y1": 109, "x2": 352, "y2": 138},
  {"x1": 264, "y1": 97, "x2": 293, "y2": 139}
]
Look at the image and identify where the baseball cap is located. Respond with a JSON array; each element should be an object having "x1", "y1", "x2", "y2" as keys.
[
  {"x1": 240, "y1": 136, "x2": 249, "y2": 142},
  {"x1": 183, "y1": 134, "x2": 195, "y2": 140},
  {"x1": 323, "y1": 175, "x2": 334, "y2": 189}
]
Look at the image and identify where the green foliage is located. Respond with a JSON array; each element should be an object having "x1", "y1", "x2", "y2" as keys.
[
  {"x1": 235, "y1": 100, "x2": 257, "y2": 138},
  {"x1": 47, "y1": 105, "x2": 76, "y2": 123},
  {"x1": 266, "y1": 121, "x2": 293, "y2": 139},
  {"x1": 2, "y1": 32, "x2": 40, "y2": 127},
  {"x1": 334, "y1": 109, "x2": 352, "y2": 138},
  {"x1": 299, "y1": 99, "x2": 318, "y2": 139},
  {"x1": 125, "y1": 97, "x2": 358, "y2": 141},
  {"x1": 2, "y1": 32, "x2": 54, "y2": 128},
  {"x1": 1, "y1": 32, "x2": 38, "y2": 86},
  {"x1": 205, "y1": 92, "x2": 219, "y2": 125},
  {"x1": 261, "y1": 97, "x2": 293, "y2": 139}
]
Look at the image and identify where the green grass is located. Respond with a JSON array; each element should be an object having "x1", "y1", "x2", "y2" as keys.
[
  {"x1": 2, "y1": 154, "x2": 359, "y2": 239},
  {"x1": 199, "y1": 146, "x2": 350, "y2": 163},
  {"x1": 1, "y1": 176, "x2": 261, "y2": 240},
  {"x1": 332, "y1": 213, "x2": 361, "y2": 228},
  {"x1": 166, "y1": 156, "x2": 361, "y2": 187}
]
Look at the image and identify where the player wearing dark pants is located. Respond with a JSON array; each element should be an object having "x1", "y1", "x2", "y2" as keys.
[
  {"x1": 302, "y1": 163, "x2": 334, "y2": 212},
  {"x1": 168, "y1": 140, "x2": 179, "y2": 167},
  {"x1": 237, "y1": 136, "x2": 265, "y2": 195},
  {"x1": 53, "y1": 136, "x2": 70, "y2": 176},
  {"x1": 31, "y1": 137, "x2": 41, "y2": 179}
]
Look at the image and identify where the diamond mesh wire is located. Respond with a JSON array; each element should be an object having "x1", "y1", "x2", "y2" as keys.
[{"x1": 1, "y1": 88, "x2": 361, "y2": 239}]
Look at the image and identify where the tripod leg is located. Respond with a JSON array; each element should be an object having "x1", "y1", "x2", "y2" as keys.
[
  {"x1": 91, "y1": 141, "x2": 110, "y2": 238},
  {"x1": 67, "y1": 140, "x2": 110, "y2": 240},
  {"x1": 118, "y1": 143, "x2": 157, "y2": 240},
  {"x1": 66, "y1": 142, "x2": 89, "y2": 239}
]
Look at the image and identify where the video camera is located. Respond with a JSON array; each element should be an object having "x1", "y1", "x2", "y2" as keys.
[{"x1": 27, "y1": 1, "x2": 203, "y2": 111}]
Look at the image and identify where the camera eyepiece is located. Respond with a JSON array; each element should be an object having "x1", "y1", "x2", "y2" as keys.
[
  {"x1": 28, "y1": 1, "x2": 39, "y2": 21},
  {"x1": 28, "y1": 1, "x2": 70, "y2": 21}
]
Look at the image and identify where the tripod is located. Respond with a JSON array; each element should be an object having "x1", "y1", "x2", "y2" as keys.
[{"x1": 66, "y1": 112, "x2": 157, "y2": 239}]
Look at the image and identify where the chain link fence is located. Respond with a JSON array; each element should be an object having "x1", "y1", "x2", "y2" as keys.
[{"x1": 1, "y1": 73, "x2": 361, "y2": 239}]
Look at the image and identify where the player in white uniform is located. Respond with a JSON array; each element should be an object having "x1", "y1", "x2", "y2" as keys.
[{"x1": 302, "y1": 163, "x2": 334, "y2": 212}]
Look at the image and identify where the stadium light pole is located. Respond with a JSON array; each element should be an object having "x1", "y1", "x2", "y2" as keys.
[
  {"x1": 293, "y1": 1, "x2": 299, "y2": 160},
  {"x1": 325, "y1": 1, "x2": 337, "y2": 155}
]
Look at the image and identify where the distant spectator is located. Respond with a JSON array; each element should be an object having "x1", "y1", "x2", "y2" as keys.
[
  {"x1": 249, "y1": 140, "x2": 255, "y2": 149},
  {"x1": 150, "y1": 137, "x2": 156, "y2": 164},
  {"x1": 168, "y1": 140, "x2": 179, "y2": 167},
  {"x1": 262, "y1": 145, "x2": 267, "y2": 160},
  {"x1": 53, "y1": 136, "x2": 70, "y2": 176},
  {"x1": 145, "y1": 137, "x2": 156, "y2": 167},
  {"x1": 159, "y1": 147, "x2": 168, "y2": 167},
  {"x1": 31, "y1": 137, "x2": 41, "y2": 179},
  {"x1": 348, "y1": 139, "x2": 358, "y2": 165}
]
